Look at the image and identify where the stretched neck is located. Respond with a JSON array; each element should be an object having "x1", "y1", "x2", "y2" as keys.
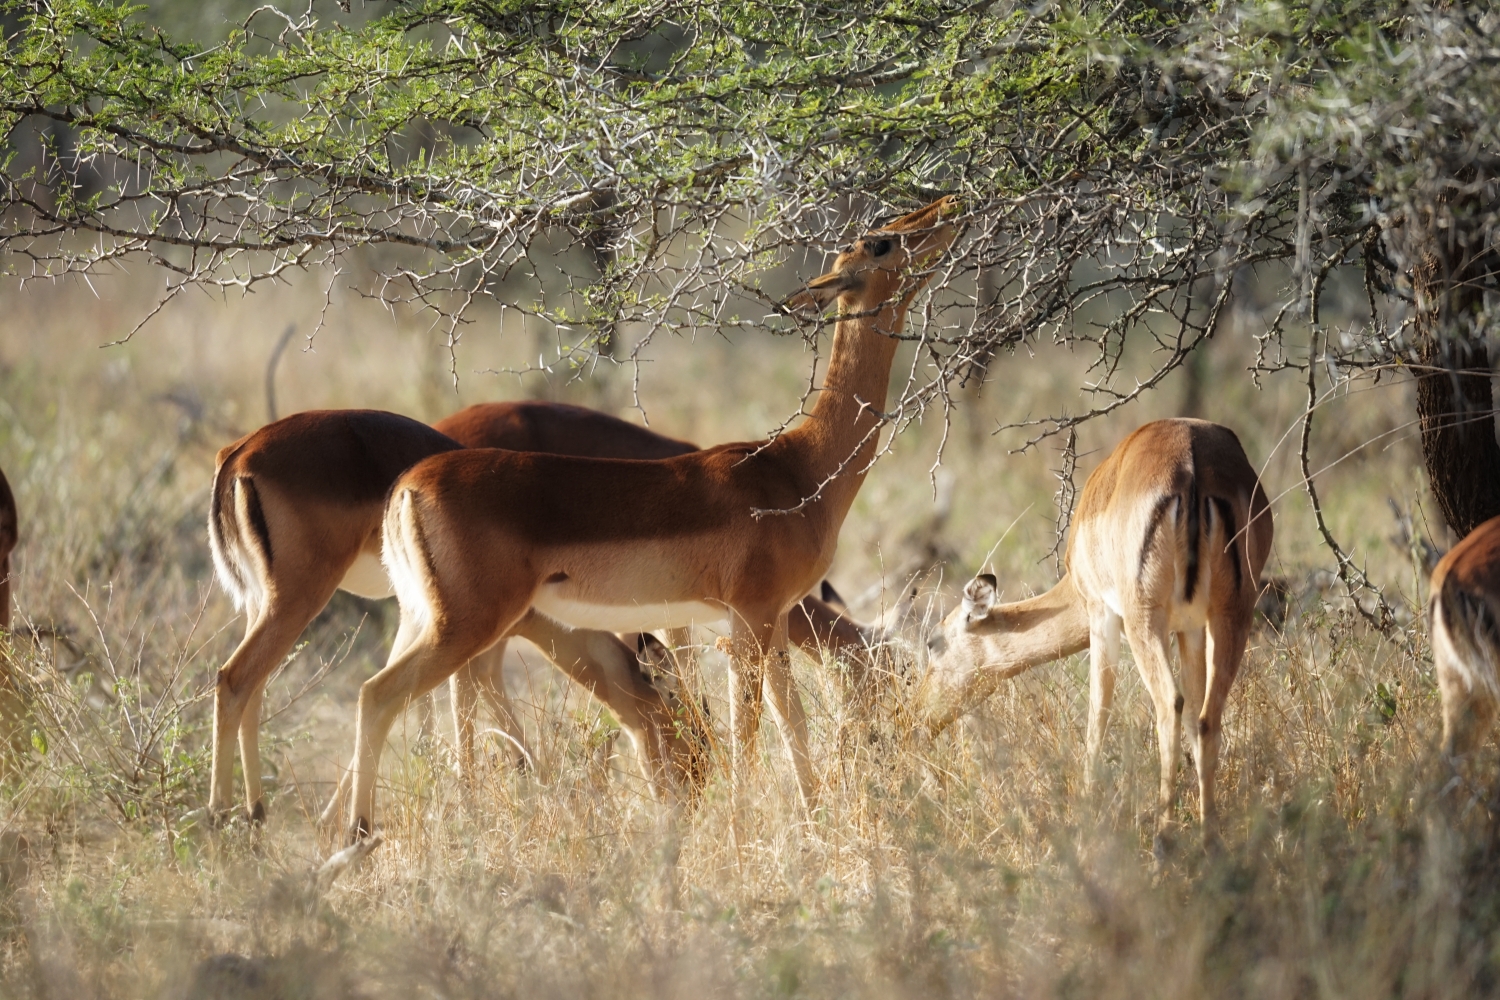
[
  {"x1": 783, "y1": 300, "x2": 903, "y2": 517},
  {"x1": 978, "y1": 575, "x2": 1091, "y2": 674},
  {"x1": 921, "y1": 574, "x2": 1091, "y2": 732}
]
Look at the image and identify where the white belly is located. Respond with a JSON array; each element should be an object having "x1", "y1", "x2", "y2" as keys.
[
  {"x1": 530, "y1": 592, "x2": 726, "y2": 632},
  {"x1": 339, "y1": 551, "x2": 395, "y2": 600}
]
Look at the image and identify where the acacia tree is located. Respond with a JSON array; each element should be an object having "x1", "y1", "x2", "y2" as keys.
[{"x1": 1, "y1": 1, "x2": 1496, "y2": 598}]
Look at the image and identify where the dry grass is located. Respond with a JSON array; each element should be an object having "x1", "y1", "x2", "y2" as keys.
[{"x1": 0, "y1": 267, "x2": 1492, "y2": 999}]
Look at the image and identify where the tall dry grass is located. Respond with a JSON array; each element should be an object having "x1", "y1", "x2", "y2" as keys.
[{"x1": 0, "y1": 265, "x2": 1486, "y2": 999}]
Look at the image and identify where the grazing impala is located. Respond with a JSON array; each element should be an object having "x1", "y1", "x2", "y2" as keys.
[
  {"x1": 319, "y1": 613, "x2": 709, "y2": 826},
  {"x1": 0, "y1": 464, "x2": 14, "y2": 633},
  {"x1": 208, "y1": 402, "x2": 873, "y2": 823},
  {"x1": 351, "y1": 196, "x2": 962, "y2": 839},
  {"x1": 1429, "y1": 515, "x2": 1500, "y2": 764},
  {"x1": 792, "y1": 580, "x2": 912, "y2": 711},
  {"x1": 0, "y1": 464, "x2": 14, "y2": 632},
  {"x1": 920, "y1": 419, "x2": 1272, "y2": 845}
]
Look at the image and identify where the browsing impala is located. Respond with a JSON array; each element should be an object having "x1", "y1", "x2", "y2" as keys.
[{"x1": 348, "y1": 197, "x2": 962, "y2": 840}]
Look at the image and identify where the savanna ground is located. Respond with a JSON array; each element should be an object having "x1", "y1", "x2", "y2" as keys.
[{"x1": 0, "y1": 260, "x2": 1492, "y2": 999}]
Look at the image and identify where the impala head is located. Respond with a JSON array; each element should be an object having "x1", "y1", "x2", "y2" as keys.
[
  {"x1": 787, "y1": 195, "x2": 962, "y2": 316},
  {"x1": 634, "y1": 632, "x2": 714, "y2": 797},
  {"x1": 916, "y1": 573, "x2": 1003, "y2": 727},
  {"x1": 925, "y1": 573, "x2": 999, "y2": 668}
]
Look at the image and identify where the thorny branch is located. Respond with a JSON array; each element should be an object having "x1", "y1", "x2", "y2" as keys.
[
  {"x1": 1300, "y1": 327, "x2": 1399, "y2": 633},
  {"x1": 1047, "y1": 427, "x2": 1078, "y2": 577}
]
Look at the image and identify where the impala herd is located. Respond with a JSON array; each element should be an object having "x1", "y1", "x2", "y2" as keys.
[{"x1": 0, "y1": 195, "x2": 1496, "y2": 855}]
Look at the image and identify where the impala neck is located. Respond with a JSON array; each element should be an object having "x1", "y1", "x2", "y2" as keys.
[
  {"x1": 976, "y1": 575, "x2": 1092, "y2": 674},
  {"x1": 783, "y1": 299, "x2": 904, "y2": 518},
  {"x1": 920, "y1": 574, "x2": 1092, "y2": 733}
]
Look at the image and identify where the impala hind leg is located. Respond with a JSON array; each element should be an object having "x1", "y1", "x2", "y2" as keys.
[
  {"x1": 348, "y1": 617, "x2": 517, "y2": 842},
  {"x1": 451, "y1": 640, "x2": 530, "y2": 778},
  {"x1": 1084, "y1": 610, "x2": 1122, "y2": 792},
  {"x1": 1177, "y1": 627, "x2": 1208, "y2": 776},
  {"x1": 1435, "y1": 647, "x2": 1498, "y2": 762},
  {"x1": 1198, "y1": 615, "x2": 1250, "y2": 837},
  {"x1": 319, "y1": 611, "x2": 422, "y2": 832},
  {"x1": 1124, "y1": 613, "x2": 1181, "y2": 851},
  {"x1": 210, "y1": 587, "x2": 335, "y2": 822},
  {"x1": 237, "y1": 683, "x2": 268, "y2": 823}
]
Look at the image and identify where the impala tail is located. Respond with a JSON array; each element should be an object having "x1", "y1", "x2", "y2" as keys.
[
  {"x1": 381, "y1": 487, "x2": 439, "y2": 633},
  {"x1": 208, "y1": 451, "x2": 271, "y2": 612},
  {"x1": 1141, "y1": 464, "x2": 1252, "y2": 610}
]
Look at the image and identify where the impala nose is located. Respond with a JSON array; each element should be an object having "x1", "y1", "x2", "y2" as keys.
[{"x1": 927, "y1": 632, "x2": 947, "y2": 655}]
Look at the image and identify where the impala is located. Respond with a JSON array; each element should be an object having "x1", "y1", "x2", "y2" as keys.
[
  {"x1": 208, "y1": 401, "x2": 877, "y2": 823},
  {"x1": 0, "y1": 465, "x2": 14, "y2": 634},
  {"x1": 352, "y1": 196, "x2": 962, "y2": 839},
  {"x1": 792, "y1": 580, "x2": 912, "y2": 712},
  {"x1": 319, "y1": 612, "x2": 709, "y2": 826},
  {"x1": 919, "y1": 419, "x2": 1272, "y2": 845},
  {"x1": 1429, "y1": 514, "x2": 1500, "y2": 764}
]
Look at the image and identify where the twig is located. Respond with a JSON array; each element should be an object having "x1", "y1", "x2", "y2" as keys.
[
  {"x1": 1299, "y1": 327, "x2": 1398, "y2": 633},
  {"x1": 1046, "y1": 427, "x2": 1078, "y2": 576}
]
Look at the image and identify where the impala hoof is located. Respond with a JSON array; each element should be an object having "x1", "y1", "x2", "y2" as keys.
[
  {"x1": 204, "y1": 806, "x2": 237, "y2": 831},
  {"x1": 247, "y1": 800, "x2": 266, "y2": 825},
  {"x1": 1152, "y1": 829, "x2": 1174, "y2": 867},
  {"x1": 348, "y1": 816, "x2": 373, "y2": 846}
]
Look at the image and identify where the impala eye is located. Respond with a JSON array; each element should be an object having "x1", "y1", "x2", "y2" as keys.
[{"x1": 868, "y1": 238, "x2": 893, "y2": 257}]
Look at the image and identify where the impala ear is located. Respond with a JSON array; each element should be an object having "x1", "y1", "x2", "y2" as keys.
[
  {"x1": 819, "y1": 579, "x2": 848, "y2": 613},
  {"x1": 636, "y1": 631, "x2": 672, "y2": 671},
  {"x1": 785, "y1": 271, "x2": 847, "y2": 315},
  {"x1": 896, "y1": 195, "x2": 963, "y2": 270},
  {"x1": 962, "y1": 574, "x2": 998, "y2": 621},
  {"x1": 635, "y1": 632, "x2": 685, "y2": 701}
]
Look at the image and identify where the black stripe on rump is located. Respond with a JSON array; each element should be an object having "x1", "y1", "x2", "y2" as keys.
[
  {"x1": 240, "y1": 477, "x2": 274, "y2": 570},
  {"x1": 1184, "y1": 471, "x2": 1201, "y2": 603},
  {"x1": 1138, "y1": 494, "x2": 1177, "y2": 583},
  {"x1": 1210, "y1": 496, "x2": 1242, "y2": 593}
]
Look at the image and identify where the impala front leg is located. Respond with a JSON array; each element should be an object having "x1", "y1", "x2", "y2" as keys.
[
  {"x1": 760, "y1": 612, "x2": 819, "y2": 813},
  {"x1": 726, "y1": 616, "x2": 767, "y2": 800}
]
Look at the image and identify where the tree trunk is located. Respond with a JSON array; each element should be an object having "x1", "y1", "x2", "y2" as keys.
[{"x1": 1411, "y1": 220, "x2": 1500, "y2": 539}]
